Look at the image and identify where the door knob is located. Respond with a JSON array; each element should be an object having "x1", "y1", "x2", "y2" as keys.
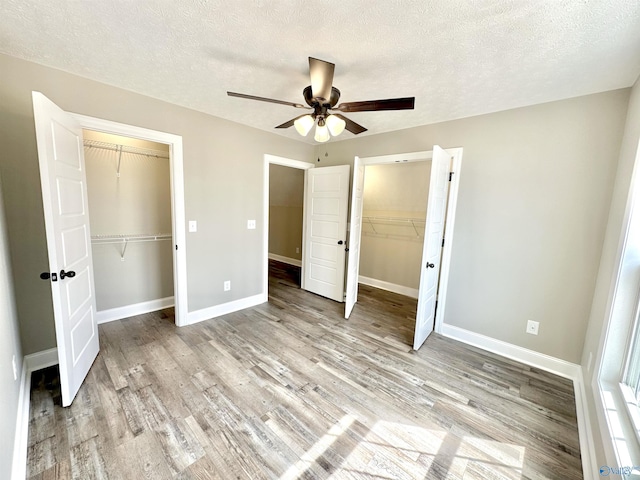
[
  {"x1": 60, "y1": 269, "x2": 76, "y2": 279},
  {"x1": 426, "y1": 262, "x2": 435, "y2": 269},
  {"x1": 40, "y1": 272, "x2": 57, "y2": 281},
  {"x1": 338, "y1": 240, "x2": 344, "y2": 245}
]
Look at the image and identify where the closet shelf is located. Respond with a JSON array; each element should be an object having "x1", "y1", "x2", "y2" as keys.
[
  {"x1": 363, "y1": 216, "x2": 426, "y2": 239},
  {"x1": 83, "y1": 139, "x2": 169, "y2": 177},
  {"x1": 91, "y1": 234, "x2": 172, "y2": 260}
]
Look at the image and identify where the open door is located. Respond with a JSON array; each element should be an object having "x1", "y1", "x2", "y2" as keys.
[
  {"x1": 413, "y1": 145, "x2": 451, "y2": 350},
  {"x1": 33, "y1": 92, "x2": 99, "y2": 406},
  {"x1": 345, "y1": 157, "x2": 365, "y2": 318},
  {"x1": 303, "y1": 165, "x2": 350, "y2": 302}
]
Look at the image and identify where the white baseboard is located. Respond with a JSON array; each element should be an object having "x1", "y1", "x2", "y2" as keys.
[
  {"x1": 358, "y1": 275, "x2": 419, "y2": 299},
  {"x1": 12, "y1": 358, "x2": 29, "y2": 480},
  {"x1": 186, "y1": 293, "x2": 267, "y2": 326},
  {"x1": 268, "y1": 253, "x2": 302, "y2": 267},
  {"x1": 97, "y1": 296, "x2": 174, "y2": 324},
  {"x1": 12, "y1": 347, "x2": 59, "y2": 480},
  {"x1": 25, "y1": 347, "x2": 58, "y2": 371},
  {"x1": 440, "y1": 324, "x2": 595, "y2": 479},
  {"x1": 440, "y1": 324, "x2": 580, "y2": 378},
  {"x1": 573, "y1": 369, "x2": 598, "y2": 480}
]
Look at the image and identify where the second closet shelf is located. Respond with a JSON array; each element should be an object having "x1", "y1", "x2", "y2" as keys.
[
  {"x1": 363, "y1": 216, "x2": 426, "y2": 238},
  {"x1": 91, "y1": 234, "x2": 172, "y2": 260}
]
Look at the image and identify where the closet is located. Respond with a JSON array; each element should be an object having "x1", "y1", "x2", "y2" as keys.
[
  {"x1": 268, "y1": 163, "x2": 304, "y2": 285},
  {"x1": 359, "y1": 161, "x2": 431, "y2": 298},
  {"x1": 83, "y1": 130, "x2": 174, "y2": 320}
]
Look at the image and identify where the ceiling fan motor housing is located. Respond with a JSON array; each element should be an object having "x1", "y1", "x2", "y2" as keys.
[{"x1": 303, "y1": 85, "x2": 341, "y2": 108}]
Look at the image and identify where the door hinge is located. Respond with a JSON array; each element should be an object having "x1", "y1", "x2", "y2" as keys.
[
  {"x1": 449, "y1": 172, "x2": 454, "y2": 181},
  {"x1": 442, "y1": 238, "x2": 445, "y2": 247}
]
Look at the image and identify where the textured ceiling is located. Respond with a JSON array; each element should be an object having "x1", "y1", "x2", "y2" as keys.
[{"x1": 2, "y1": 1, "x2": 640, "y2": 144}]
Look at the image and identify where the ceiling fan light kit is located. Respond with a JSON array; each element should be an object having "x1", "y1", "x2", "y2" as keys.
[
  {"x1": 294, "y1": 114, "x2": 314, "y2": 136},
  {"x1": 314, "y1": 121, "x2": 330, "y2": 143},
  {"x1": 228, "y1": 57, "x2": 415, "y2": 143}
]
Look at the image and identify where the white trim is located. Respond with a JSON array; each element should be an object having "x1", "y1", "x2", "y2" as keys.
[
  {"x1": 11, "y1": 358, "x2": 29, "y2": 480},
  {"x1": 268, "y1": 253, "x2": 302, "y2": 267},
  {"x1": 441, "y1": 324, "x2": 595, "y2": 479},
  {"x1": 25, "y1": 348, "x2": 59, "y2": 371},
  {"x1": 186, "y1": 293, "x2": 266, "y2": 326},
  {"x1": 263, "y1": 154, "x2": 313, "y2": 297},
  {"x1": 358, "y1": 275, "x2": 419, "y2": 299},
  {"x1": 71, "y1": 113, "x2": 188, "y2": 327},
  {"x1": 434, "y1": 147, "x2": 463, "y2": 334},
  {"x1": 574, "y1": 370, "x2": 599, "y2": 480},
  {"x1": 12, "y1": 348, "x2": 59, "y2": 480},
  {"x1": 96, "y1": 297, "x2": 174, "y2": 324}
]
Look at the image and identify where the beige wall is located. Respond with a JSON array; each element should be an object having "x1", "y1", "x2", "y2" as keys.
[
  {"x1": 0, "y1": 53, "x2": 314, "y2": 354},
  {"x1": 315, "y1": 89, "x2": 630, "y2": 363},
  {"x1": 268, "y1": 164, "x2": 304, "y2": 261},
  {"x1": 85, "y1": 131, "x2": 173, "y2": 310},
  {"x1": 360, "y1": 162, "x2": 431, "y2": 289},
  {"x1": 0, "y1": 179, "x2": 23, "y2": 479}
]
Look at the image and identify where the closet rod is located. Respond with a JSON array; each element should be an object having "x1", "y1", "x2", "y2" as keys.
[{"x1": 83, "y1": 139, "x2": 170, "y2": 160}]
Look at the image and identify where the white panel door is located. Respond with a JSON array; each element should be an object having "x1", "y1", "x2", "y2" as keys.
[
  {"x1": 33, "y1": 92, "x2": 99, "y2": 406},
  {"x1": 413, "y1": 146, "x2": 451, "y2": 350},
  {"x1": 303, "y1": 165, "x2": 350, "y2": 302},
  {"x1": 345, "y1": 157, "x2": 365, "y2": 318}
]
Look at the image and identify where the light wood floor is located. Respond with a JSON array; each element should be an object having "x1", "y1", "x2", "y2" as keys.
[{"x1": 26, "y1": 261, "x2": 582, "y2": 479}]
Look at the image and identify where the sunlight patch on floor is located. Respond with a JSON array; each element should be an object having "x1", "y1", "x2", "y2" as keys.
[
  {"x1": 279, "y1": 414, "x2": 356, "y2": 480},
  {"x1": 316, "y1": 420, "x2": 526, "y2": 479}
]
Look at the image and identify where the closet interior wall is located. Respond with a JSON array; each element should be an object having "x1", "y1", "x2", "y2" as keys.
[
  {"x1": 83, "y1": 130, "x2": 174, "y2": 312},
  {"x1": 268, "y1": 164, "x2": 304, "y2": 266},
  {"x1": 360, "y1": 161, "x2": 431, "y2": 294}
]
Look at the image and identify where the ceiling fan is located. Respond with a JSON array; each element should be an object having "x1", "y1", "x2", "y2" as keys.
[{"x1": 227, "y1": 57, "x2": 415, "y2": 142}]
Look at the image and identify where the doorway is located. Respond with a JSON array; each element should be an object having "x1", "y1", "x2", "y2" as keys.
[
  {"x1": 345, "y1": 147, "x2": 463, "y2": 348},
  {"x1": 267, "y1": 163, "x2": 305, "y2": 287},
  {"x1": 83, "y1": 130, "x2": 175, "y2": 323},
  {"x1": 72, "y1": 113, "x2": 188, "y2": 326},
  {"x1": 262, "y1": 154, "x2": 314, "y2": 296}
]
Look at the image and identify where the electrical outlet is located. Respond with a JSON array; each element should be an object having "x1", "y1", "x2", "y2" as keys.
[
  {"x1": 526, "y1": 320, "x2": 539, "y2": 335},
  {"x1": 296, "y1": 247, "x2": 300, "y2": 254},
  {"x1": 247, "y1": 219, "x2": 256, "y2": 230},
  {"x1": 188, "y1": 220, "x2": 197, "y2": 232},
  {"x1": 224, "y1": 280, "x2": 231, "y2": 291},
  {"x1": 12, "y1": 354, "x2": 17, "y2": 381}
]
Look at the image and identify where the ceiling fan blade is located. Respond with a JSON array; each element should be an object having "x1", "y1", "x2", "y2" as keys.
[
  {"x1": 335, "y1": 97, "x2": 415, "y2": 113},
  {"x1": 227, "y1": 91, "x2": 306, "y2": 108},
  {"x1": 309, "y1": 57, "x2": 335, "y2": 103},
  {"x1": 275, "y1": 114, "x2": 310, "y2": 129},
  {"x1": 333, "y1": 114, "x2": 367, "y2": 135}
]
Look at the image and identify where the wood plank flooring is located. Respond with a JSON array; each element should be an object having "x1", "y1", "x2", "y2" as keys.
[{"x1": 26, "y1": 260, "x2": 582, "y2": 479}]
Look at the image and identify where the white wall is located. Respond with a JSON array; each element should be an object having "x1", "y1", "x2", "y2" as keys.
[
  {"x1": 0, "y1": 179, "x2": 23, "y2": 480},
  {"x1": 315, "y1": 89, "x2": 630, "y2": 363},
  {"x1": 581, "y1": 77, "x2": 640, "y2": 466}
]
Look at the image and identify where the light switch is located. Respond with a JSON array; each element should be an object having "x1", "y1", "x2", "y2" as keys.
[
  {"x1": 247, "y1": 219, "x2": 256, "y2": 230},
  {"x1": 189, "y1": 220, "x2": 197, "y2": 232}
]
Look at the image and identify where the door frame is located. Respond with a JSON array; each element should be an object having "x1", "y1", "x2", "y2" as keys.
[
  {"x1": 71, "y1": 113, "x2": 189, "y2": 326},
  {"x1": 262, "y1": 154, "x2": 314, "y2": 297},
  {"x1": 350, "y1": 147, "x2": 462, "y2": 333}
]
